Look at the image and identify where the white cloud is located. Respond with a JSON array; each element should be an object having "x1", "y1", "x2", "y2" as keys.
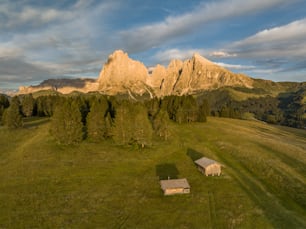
[
  {"x1": 153, "y1": 49, "x2": 255, "y2": 71},
  {"x1": 230, "y1": 18, "x2": 306, "y2": 58},
  {"x1": 0, "y1": 1, "x2": 119, "y2": 87},
  {"x1": 205, "y1": 18, "x2": 306, "y2": 80},
  {"x1": 119, "y1": 0, "x2": 292, "y2": 52},
  {"x1": 234, "y1": 19, "x2": 306, "y2": 46},
  {"x1": 153, "y1": 48, "x2": 214, "y2": 64},
  {"x1": 214, "y1": 62, "x2": 255, "y2": 70},
  {"x1": 210, "y1": 51, "x2": 237, "y2": 58},
  {"x1": 1, "y1": 5, "x2": 74, "y2": 30},
  {"x1": 249, "y1": 68, "x2": 282, "y2": 75},
  {"x1": 0, "y1": 45, "x2": 23, "y2": 58}
]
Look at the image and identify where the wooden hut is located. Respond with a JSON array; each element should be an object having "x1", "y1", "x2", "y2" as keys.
[
  {"x1": 160, "y1": 178, "x2": 190, "y2": 195},
  {"x1": 194, "y1": 157, "x2": 221, "y2": 176}
]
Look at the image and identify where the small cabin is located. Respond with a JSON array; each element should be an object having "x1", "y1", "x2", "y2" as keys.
[
  {"x1": 194, "y1": 157, "x2": 221, "y2": 176},
  {"x1": 160, "y1": 178, "x2": 190, "y2": 195}
]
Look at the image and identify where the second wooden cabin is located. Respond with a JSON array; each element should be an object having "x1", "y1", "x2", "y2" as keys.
[
  {"x1": 194, "y1": 157, "x2": 221, "y2": 176},
  {"x1": 160, "y1": 178, "x2": 190, "y2": 195}
]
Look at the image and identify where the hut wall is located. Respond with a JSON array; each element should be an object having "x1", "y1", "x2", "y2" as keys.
[
  {"x1": 205, "y1": 164, "x2": 221, "y2": 176},
  {"x1": 165, "y1": 188, "x2": 185, "y2": 195},
  {"x1": 197, "y1": 165, "x2": 205, "y2": 174}
]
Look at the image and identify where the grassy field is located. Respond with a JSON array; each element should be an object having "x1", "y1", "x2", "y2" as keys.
[{"x1": 0, "y1": 117, "x2": 305, "y2": 228}]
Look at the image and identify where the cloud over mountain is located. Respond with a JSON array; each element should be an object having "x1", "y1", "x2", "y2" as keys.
[
  {"x1": 230, "y1": 18, "x2": 306, "y2": 58},
  {"x1": 0, "y1": 0, "x2": 305, "y2": 89},
  {"x1": 119, "y1": 0, "x2": 292, "y2": 52}
]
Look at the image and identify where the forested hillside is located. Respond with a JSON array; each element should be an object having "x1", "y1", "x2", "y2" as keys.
[{"x1": 197, "y1": 85, "x2": 306, "y2": 128}]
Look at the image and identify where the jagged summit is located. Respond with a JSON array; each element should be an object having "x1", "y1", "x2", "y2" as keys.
[
  {"x1": 147, "y1": 50, "x2": 253, "y2": 96},
  {"x1": 192, "y1": 52, "x2": 215, "y2": 66},
  {"x1": 19, "y1": 49, "x2": 254, "y2": 96},
  {"x1": 97, "y1": 50, "x2": 149, "y2": 95},
  {"x1": 110, "y1": 49, "x2": 127, "y2": 58}
]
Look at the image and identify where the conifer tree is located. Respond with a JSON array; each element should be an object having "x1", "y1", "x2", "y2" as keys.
[
  {"x1": 36, "y1": 95, "x2": 58, "y2": 117},
  {"x1": 0, "y1": 94, "x2": 9, "y2": 121},
  {"x1": 113, "y1": 101, "x2": 153, "y2": 147},
  {"x1": 181, "y1": 95, "x2": 198, "y2": 123},
  {"x1": 220, "y1": 106, "x2": 230, "y2": 117},
  {"x1": 202, "y1": 99, "x2": 210, "y2": 116},
  {"x1": 21, "y1": 94, "x2": 35, "y2": 117},
  {"x1": 50, "y1": 99, "x2": 83, "y2": 144},
  {"x1": 86, "y1": 98, "x2": 110, "y2": 142},
  {"x1": 74, "y1": 96, "x2": 89, "y2": 124},
  {"x1": 4, "y1": 97, "x2": 23, "y2": 128},
  {"x1": 167, "y1": 96, "x2": 181, "y2": 120},
  {"x1": 112, "y1": 101, "x2": 132, "y2": 145},
  {"x1": 36, "y1": 96, "x2": 46, "y2": 116},
  {"x1": 1, "y1": 109, "x2": 7, "y2": 126},
  {"x1": 131, "y1": 103, "x2": 153, "y2": 147},
  {"x1": 153, "y1": 109, "x2": 171, "y2": 140},
  {"x1": 175, "y1": 106, "x2": 184, "y2": 124},
  {"x1": 146, "y1": 98, "x2": 160, "y2": 120},
  {"x1": 104, "y1": 112, "x2": 113, "y2": 139},
  {"x1": 197, "y1": 103, "x2": 208, "y2": 122}
]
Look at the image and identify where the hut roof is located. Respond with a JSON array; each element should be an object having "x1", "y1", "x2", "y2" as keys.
[
  {"x1": 160, "y1": 178, "x2": 190, "y2": 190},
  {"x1": 194, "y1": 157, "x2": 220, "y2": 168}
]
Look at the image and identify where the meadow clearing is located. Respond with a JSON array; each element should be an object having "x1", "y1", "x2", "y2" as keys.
[{"x1": 0, "y1": 117, "x2": 305, "y2": 228}]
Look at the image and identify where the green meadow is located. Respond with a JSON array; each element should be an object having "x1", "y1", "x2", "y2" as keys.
[{"x1": 0, "y1": 117, "x2": 305, "y2": 228}]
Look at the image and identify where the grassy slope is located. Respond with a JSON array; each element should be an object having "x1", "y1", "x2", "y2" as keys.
[{"x1": 0, "y1": 118, "x2": 305, "y2": 228}]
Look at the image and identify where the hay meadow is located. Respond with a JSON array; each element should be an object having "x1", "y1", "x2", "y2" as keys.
[{"x1": 0, "y1": 117, "x2": 305, "y2": 228}]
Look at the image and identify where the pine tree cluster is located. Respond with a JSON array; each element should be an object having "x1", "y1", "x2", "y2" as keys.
[{"x1": 1, "y1": 93, "x2": 209, "y2": 146}]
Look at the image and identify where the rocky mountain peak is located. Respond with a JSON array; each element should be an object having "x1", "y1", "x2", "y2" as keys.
[
  {"x1": 105, "y1": 50, "x2": 129, "y2": 65},
  {"x1": 97, "y1": 50, "x2": 149, "y2": 95},
  {"x1": 192, "y1": 52, "x2": 215, "y2": 66},
  {"x1": 18, "y1": 50, "x2": 255, "y2": 96}
]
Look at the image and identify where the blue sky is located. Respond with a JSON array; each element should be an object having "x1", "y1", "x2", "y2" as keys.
[{"x1": 1, "y1": 0, "x2": 306, "y2": 89}]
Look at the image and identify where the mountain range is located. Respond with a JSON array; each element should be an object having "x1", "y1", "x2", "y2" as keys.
[
  {"x1": 18, "y1": 50, "x2": 258, "y2": 97},
  {"x1": 11, "y1": 50, "x2": 306, "y2": 128}
]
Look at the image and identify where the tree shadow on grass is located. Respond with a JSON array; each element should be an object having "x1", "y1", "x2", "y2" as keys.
[
  {"x1": 186, "y1": 148, "x2": 204, "y2": 162},
  {"x1": 156, "y1": 163, "x2": 179, "y2": 180}
]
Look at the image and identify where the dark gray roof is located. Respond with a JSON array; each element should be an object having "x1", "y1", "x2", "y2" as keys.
[
  {"x1": 194, "y1": 157, "x2": 220, "y2": 168},
  {"x1": 160, "y1": 178, "x2": 190, "y2": 190}
]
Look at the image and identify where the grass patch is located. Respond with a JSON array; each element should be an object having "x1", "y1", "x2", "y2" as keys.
[{"x1": 0, "y1": 117, "x2": 305, "y2": 228}]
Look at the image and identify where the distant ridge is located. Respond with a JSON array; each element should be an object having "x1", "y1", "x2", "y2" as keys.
[
  {"x1": 0, "y1": 89, "x2": 17, "y2": 96},
  {"x1": 19, "y1": 78, "x2": 99, "y2": 95}
]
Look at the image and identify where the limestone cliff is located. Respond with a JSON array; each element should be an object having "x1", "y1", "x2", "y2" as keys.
[
  {"x1": 147, "y1": 53, "x2": 253, "y2": 96},
  {"x1": 97, "y1": 50, "x2": 149, "y2": 95},
  {"x1": 172, "y1": 53, "x2": 253, "y2": 95},
  {"x1": 18, "y1": 50, "x2": 255, "y2": 96}
]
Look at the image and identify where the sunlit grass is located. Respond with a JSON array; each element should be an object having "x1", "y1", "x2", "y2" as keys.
[{"x1": 0, "y1": 117, "x2": 305, "y2": 228}]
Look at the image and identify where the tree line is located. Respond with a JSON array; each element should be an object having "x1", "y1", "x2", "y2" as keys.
[
  {"x1": 198, "y1": 87, "x2": 306, "y2": 128},
  {"x1": 0, "y1": 94, "x2": 209, "y2": 146}
]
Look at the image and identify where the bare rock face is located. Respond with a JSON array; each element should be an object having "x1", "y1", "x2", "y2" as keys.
[
  {"x1": 147, "y1": 64, "x2": 166, "y2": 88},
  {"x1": 18, "y1": 50, "x2": 254, "y2": 97},
  {"x1": 147, "y1": 53, "x2": 253, "y2": 96},
  {"x1": 97, "y1": 50, "x2": 149, "y2": 95},
  {"x1": 147, "y1": 60, "x2": 184, "y2": 97},
  {"x1": 171, "y1": 53, "x2": 253, "y2": 95},
  {"x1": 162, "y1": 59, "x2": 184, "y2": 96}
]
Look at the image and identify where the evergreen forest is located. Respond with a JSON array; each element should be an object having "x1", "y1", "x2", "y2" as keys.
[{"x1": 0, "y1": 87, "x2": 305, "y2": 146}]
